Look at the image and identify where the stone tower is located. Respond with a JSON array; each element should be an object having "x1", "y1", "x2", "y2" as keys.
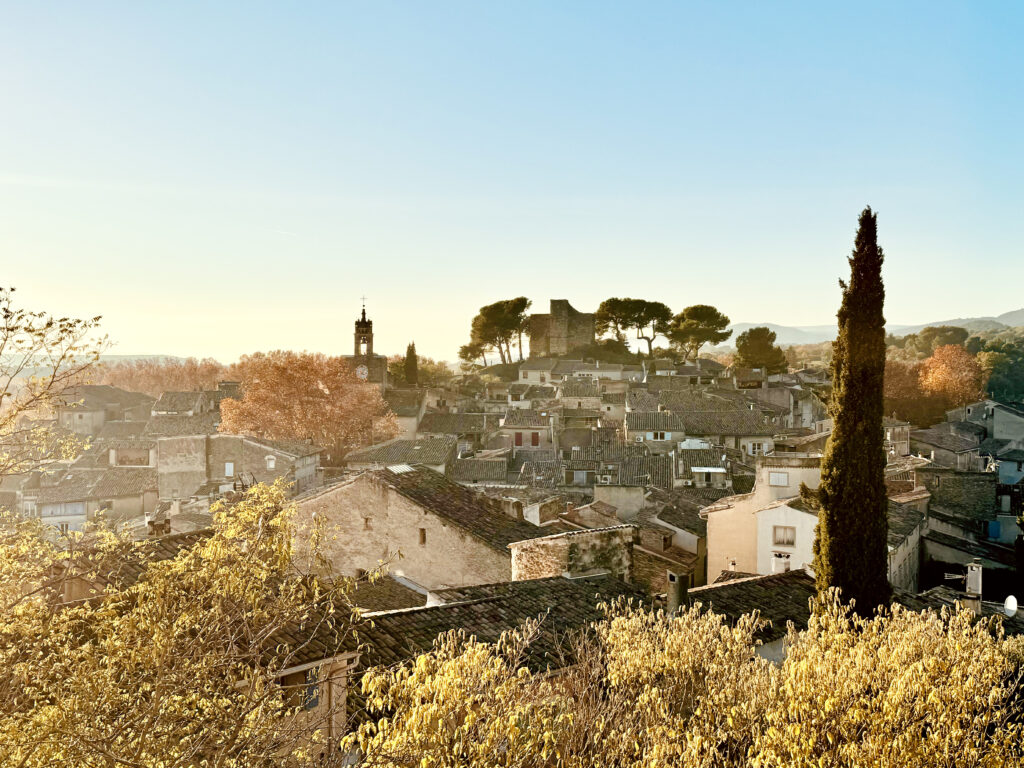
[{"x1": 354, "y1": 305, "x2": 373, "y2": 356}]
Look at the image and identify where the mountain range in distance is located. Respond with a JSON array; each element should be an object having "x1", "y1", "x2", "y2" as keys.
[{"x1": 726, "y1": 308, "x2": 1024, "y2": 347}]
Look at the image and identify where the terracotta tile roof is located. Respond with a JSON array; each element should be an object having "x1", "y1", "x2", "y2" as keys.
[
  {"x1": 36, "y1": 472, "x2": 98, "y2": 504},
  {"x1": 451, "y1": 458, "x2": 509, "y2": 483},
  {"x1": 144, "y1": 412, "x2": 221, "y2": 436},
  {"x1": 502, "y1": 409, "x2": 552, "y2": 428},
  {"x1": 524, "y1": 385, "x2": 556, "y2": 400},
  {"x1": 243, "y1": 436, "x2": 322, "y2": 458},
  {"x1": 619, "y1": 455, "x2": 674, "y2": 490},
  {"x1": 886, "y1": 501, "x2": 925, "y2": 549},
  {"x1": 922, "y1": 531, "x2": 1016, "y2": 567},
  {"x1": 358, "y1": 573, "x2": 647, "y2": 671},
  {"x1": 910, "y1": 428, "x2": 979, "y2": 454},
  {"x1": 384, "y1": 389, "x2": 425, "y2": 418},
  {"x1": 655, "y1": 505, "x2": 707, "y2": 537},
  {"x1": 91, "y1": 468, "x2": 158, "y2": 499},
  {"x1": 625, "y1": 411, "x2": 685, "y2": 433},
  {"x1": 713, "y1": 570, "x2": 760, "y2": 583},
  {"x1": 62, "y1": 385, "x2": 153, "y2": 411},
  {"x1": 153, "y1": 391, "x2": 206, "y2": 413},
  {"x1": 418, "y1": 412, "x2": 497, "y2": 435},
  {"x1": 519, "y1": 358, "x2": 559, "y2": 372},
  {"x1": 370, "y1": 466, "x2": 549, "y2": 553},
  {"x1": 626, "y1": 390, "x2": 659, "y2": 412},
  {"x1": 601, "y1": 392, "x2": 626, "y2": 404},
  {"x1": 97, "y1": 421, "x2": 148, "y2": 440},
  {"x1": 677, "y1": 448, "x2": 726, "y2": 475},
  {"x1": 560, "y1": 380, "x2": 601, "y2": 398},
  {"x1": 659, "y1": 390, "x2": 742, "y2": 413},
  {"x1": 677, "y1": 409, "x2": 775, "y2": 437},
  {"x1": 351, "y1": 575, "x2": 425, "y2": 612},
  {"x1": 346, "y1": 436, "x2": 457, "y2": 467},
  {"x1": 689, "y1": 569, "x2": 817, "y2": 642}
]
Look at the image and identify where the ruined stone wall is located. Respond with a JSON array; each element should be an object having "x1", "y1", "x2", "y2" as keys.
[
  {"x1": 509, "y1": 526, "x2": 635, "y2": 582},
  {"x1": 293, "y1": 474, "x2": 512, "y2": 590},
  {"x1": 528, "y1": 300, "x2": 596, "y2": 357}
]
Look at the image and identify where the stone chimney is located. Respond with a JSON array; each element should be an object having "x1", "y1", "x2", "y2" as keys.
[
  {"x1": 963, "y1": 560, "x2": 983, "y2": 616},
  {"x1": 499, "y1": 497, "x2": 524, "y2": 522},
  {"x1": 666, "y1": 570, "x2": 687, "y2": 614}
]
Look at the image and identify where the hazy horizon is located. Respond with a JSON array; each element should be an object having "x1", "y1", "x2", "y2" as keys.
[{"x1": 4, "y1": 2, "x2": 1022, "y2": 362}]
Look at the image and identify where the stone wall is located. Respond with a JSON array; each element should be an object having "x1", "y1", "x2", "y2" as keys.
[
  {"x1": 593, "y1": 485, "x2": 645, "y2": 520},
  {"x1": 293, "y1": 474, "x2": 513, "y2": 590},
  {"x1": 528, "y1": 300, "x2": 596, "y2": 357},
  {"x1": 509, "y1": 526, "x2": 636, "y2": 582},
  {"x1": 916, "y1": 467, "x2": 996, "y2": 520}
]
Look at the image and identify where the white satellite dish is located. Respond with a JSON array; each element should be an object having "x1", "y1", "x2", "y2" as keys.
[{"x1": 1004, "y1": 595, "x2": 1018, "y2": 618}]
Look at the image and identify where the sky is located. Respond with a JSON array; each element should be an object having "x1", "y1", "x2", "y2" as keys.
[{"x1": 1, "y1": 2, "x2": 1022, "y2": 362}]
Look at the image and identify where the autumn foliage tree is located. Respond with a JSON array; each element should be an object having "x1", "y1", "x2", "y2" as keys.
[
  {"x1": 97, "y1": 356, "x2": 230, "y2": 397},
  {"x1": 0, "y1": 483, "x2": 360, "y2": 767},
  {"x1": 219, "y1": 351, "x2": 397, "y2": 464},
  {"x1": 920, "y1": 344, "x2": 987, "y2": 408},
  {"x1": 351, "y1": 596, "x2": 1024, "y2": 766}
]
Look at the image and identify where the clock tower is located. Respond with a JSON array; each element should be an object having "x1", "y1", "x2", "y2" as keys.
[
  {"x1": 354, "y1": 305, "x2": 373, "y2": 356},
  {"x1": 345, "y1": 301, "x2": 388, "y2": 392}
]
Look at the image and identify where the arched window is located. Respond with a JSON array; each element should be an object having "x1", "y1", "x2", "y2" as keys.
[{"x1": 265, "y1": 455, "x2": 276, "y2": 471}]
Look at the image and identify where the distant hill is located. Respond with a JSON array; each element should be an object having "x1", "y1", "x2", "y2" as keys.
[{"x1": 725, "y1": 308, "x2": 1024, "y2": 347}]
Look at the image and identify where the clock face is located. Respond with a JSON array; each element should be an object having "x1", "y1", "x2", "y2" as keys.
[{"x1": 355, "y1": 364, "x2": 369, "y2": 380}]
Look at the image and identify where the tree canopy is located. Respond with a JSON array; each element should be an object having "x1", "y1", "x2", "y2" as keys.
[
  {"x1": 218, "y1": 351, "x2": 397, "y2": 464},
  {"x1": 0, "y1": 482, "x2": 360, "y2": 767},
  {"x1": 0, "y1": 287, "x2": 107, "y2": 477},
  {"x1": 666, "y1": 304, "x2": 732, "y2": 361},
  {"x1": 350, "y1": 596, "x2": 1024, "y2": 766},
  {"x1": 467, "y1": 298, "x2": 531, "y2": 365},
  {"x1": 920, "y1": 344, "x2": 987, "y2": 407},
  {"x1": 734, "y1": 327, "x2": 788, "y2": 374},
  {"x1": 815, "y1": 206, "x2": 890, "y2": 614}
]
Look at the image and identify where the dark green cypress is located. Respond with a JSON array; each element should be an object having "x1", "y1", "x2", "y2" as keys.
[
  {"x1": 814, "y1": 207, "x2": 890, "y2": 613},
  {"x1": 404, "y1": 342, "x2": 418, "y2": 387}
]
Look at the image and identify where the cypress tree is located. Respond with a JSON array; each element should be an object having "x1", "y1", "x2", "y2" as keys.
[
  {"x1": 404, "y1": 342, "x2": 418, "y2": 387},
  {"x1": 814, "y1": 207, "x2": 890, "y2": 613}
]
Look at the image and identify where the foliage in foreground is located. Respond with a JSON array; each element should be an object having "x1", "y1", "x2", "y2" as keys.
[
  {"x1": 351, "y1": 596, "x2": 1024, "y2": 767},
  {"x1": 0, "y1": 482, "x2": 358, "y2": 768}
]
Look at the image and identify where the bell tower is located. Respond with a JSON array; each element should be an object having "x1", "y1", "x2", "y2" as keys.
[{"x1": 354, "y1": 302, "x2": 373, "y2": 356}]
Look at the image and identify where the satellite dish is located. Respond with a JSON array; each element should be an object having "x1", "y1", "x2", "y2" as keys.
[{"x1": 1004, "y1": 595, "x2": 1018, "y2": 618}]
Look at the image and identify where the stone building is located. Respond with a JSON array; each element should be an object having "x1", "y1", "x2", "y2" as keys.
[
  {"x1": 343, "y1": 304, "x2": 389, "y2": 392},
  {"x1": 528, "y1": 300, "x2": 595, "y2": 357},
  {"x1": 293, "y1": 465, "x2": 553, "y2": 590}
]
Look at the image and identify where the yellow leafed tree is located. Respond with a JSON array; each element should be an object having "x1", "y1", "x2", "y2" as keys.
[{"x1": 0, "y1": 482, "x2": 360, "y2": 767}]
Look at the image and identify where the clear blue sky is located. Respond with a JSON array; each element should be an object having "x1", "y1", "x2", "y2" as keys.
[{"x1": 2, "y1": 2, "x2": 1021, "y2": 361}]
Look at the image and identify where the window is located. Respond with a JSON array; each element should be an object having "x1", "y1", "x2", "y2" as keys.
[
  {"x1": 749, "y1": 442, "x2": 764, "y2": 456},
  {"x1": 355, "y1": 568, "x2": 367, "y2": 579},
  {"x1": 703, "y1": 472, "x2": 713, "y2": 484},
  {"x1": 653, "y1": 431, "x2": 666, "y2": 441},
  {"x1": 363, "y1": 517, "x2": 372, "y2": 530},
  {"x1": 540, "y1": 375, "x2": 546, "y2": 383},
  {"x1": 768, "y1": 471, "x2": 789, "y2": 487},
  {"x1": 302, "y1": 668, "x2": 320, "y2": 710},
  {"x1": 265, "y1": 455, "x2": 276, "y2": 471},
  {"x1": 58, "y1": 522, "x2": 69, "y2": 536},
  {"x1": 514, "y1": 432, "x2": 523, "y2": 447},
  {"x1": 773, "y1": 526, "x2": 796, "y2": 546},
  {"x1": 419, "y1": 528, "x2": 427, "y2": 546},
  {"x1": 225, "y1": 462, "x2": 234, "y2": 477},
  {"x1": 886, "y1": 430, "x2": 892, "y2": 441},
  {"x1": 531, "y1": 432, "x2": 540, "y2": 446},
  {"x1": 77, "y1": 413, "x2": 83, "y2": 420}
]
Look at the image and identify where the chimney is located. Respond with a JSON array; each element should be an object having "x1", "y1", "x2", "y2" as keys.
[
  {"x1": 964, "y1": 560, "x2": 983, "y2": 615},
  {"x1": 500, "y1": 497, "x2": 524, "y2": 522},
  {"x1": 729, "y1": 559, "x2": 737, "y2": 572},
  {"x1": 666, "y1": 570, "x2": 687, "y2": 614}
]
